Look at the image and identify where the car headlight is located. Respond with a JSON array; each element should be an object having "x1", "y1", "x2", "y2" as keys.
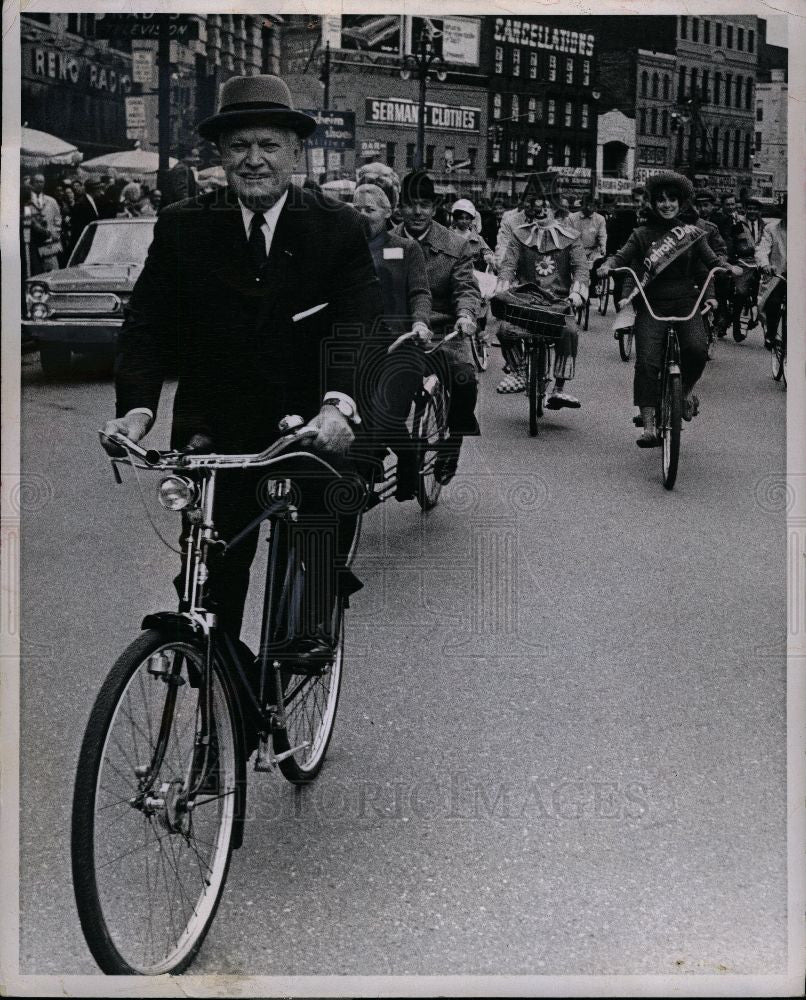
[
  {"x1": 157, "y1": 476, "x2": 197, "y2": 511},
  {"x1": 27, "y1": 283, "x2": 49, "y2": 303},
  {"x1": 30, "y1": 303, "x2": 50, "y2": 320}
]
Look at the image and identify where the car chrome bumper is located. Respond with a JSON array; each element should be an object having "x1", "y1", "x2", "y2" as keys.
[{"x1": 22, "y1": 318, "x2": 122, "y2": 346}]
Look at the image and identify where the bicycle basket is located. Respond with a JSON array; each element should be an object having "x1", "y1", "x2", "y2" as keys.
[{"x1": 491, "y1": 283, "x2": 568, "y2": 339}]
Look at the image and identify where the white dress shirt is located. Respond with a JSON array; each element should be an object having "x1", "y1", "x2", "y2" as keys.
[{"x1": 126, "y1": 186, "x2": 358, "y2": 427}]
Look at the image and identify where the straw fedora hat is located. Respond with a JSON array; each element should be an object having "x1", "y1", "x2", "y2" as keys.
[{"x1": 198, "y1": 75, "x2": 317, "y2": 141}]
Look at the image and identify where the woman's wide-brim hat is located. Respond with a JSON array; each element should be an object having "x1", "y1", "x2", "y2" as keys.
[
  {"x1": 645, "y1": 171, "x2": 695, "y2": 203},
  {"x1": 198, "y1": 75, "x2": 318, "y2": 141}
]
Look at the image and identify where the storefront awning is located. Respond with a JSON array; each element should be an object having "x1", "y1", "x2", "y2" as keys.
[{"x1": 21, "y1": 127, "x2": 83, "y2": 170}]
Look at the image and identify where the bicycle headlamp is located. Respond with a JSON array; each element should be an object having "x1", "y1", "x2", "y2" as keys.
[{"x1": 157, "y1": 476, "x2": 197, "y2": 511}]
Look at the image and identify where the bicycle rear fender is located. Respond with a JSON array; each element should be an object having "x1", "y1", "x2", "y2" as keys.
[{"x1": 140, "y1": 612, "x2": 249, "y2": 851}]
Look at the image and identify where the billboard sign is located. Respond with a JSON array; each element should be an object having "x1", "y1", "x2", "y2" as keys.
[
  {"x1": 409, "y1": 16, "x2": 480, "y2": 66},
  {"x1": 338, "y1": 15, "x2": 403, "y2": 55},
  {"x1": 95, "y1": 13, "x2": 198, "y2": 42},
  {"x1": 365, "y1": 97, "x2": 480, "y2": 132},
  {"x1": 301, "y1": 110, "x2": 356, "y2": 151}
]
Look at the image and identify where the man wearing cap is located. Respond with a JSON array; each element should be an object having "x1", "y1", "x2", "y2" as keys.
[
  {"x1": 101, "y1": 75, "x2": 383, "y2": 660},
  {"x1": 393, "y1": 170, "x2": 482, "y2": 484}
]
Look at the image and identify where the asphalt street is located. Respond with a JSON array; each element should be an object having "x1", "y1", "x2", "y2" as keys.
[{"x1": 19, "y1": 303, "x2": 787, "y2": 976}]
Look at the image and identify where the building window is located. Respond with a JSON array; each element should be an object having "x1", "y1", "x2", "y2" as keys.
[
  {"x1": 712, "y1": 126, "x2": 719, "y2": 157},
  {"x1": 493, "y1": 93, "x2": 502, "y2": 119},
  {"x1": 547, "y1": 99, "x2": 556, "y2": 125},
  {"x1": 468, "y1": 147, "x2": 477, "y2": 170},
  {"x1": 678, "y1": 66, "x2": 686, "y2": 101},
  {"x1": 529, "y1": 51, "x2": 538, "y2": 79},
  {"x1": 549, "y1": 54, "x2": 557, "y2": 81},
  {"x1": 639, "y1": 108, "x2": 647, "y2": 134},
  {"x1": 512, "y1": 48, "x2": 521, "y2": 76},
  {"x1": 67, "y1": 13, "x2": 79, "y2": 32},
  {"x1": 563, "y1": 143, "x2": 572, "y2": 166},
  {"x1": 650, "y1": 108, "x2": 658, "y2": 134},
  {"x1": 722, "y1": 131, "x2": 730, "y2": 166},
  {"x1": 738, "y1": 26, "x2": 744, "y2": 50},
  {"x1": 732, "y1": 129, "x2": 740, "y2": 167},
  {"x1": 656, "y1": 147, "x2": 666, "y2": 165},
  {"x1": 425, "y1": 145, "x2": 435, "y2": 169},
  {"x1": 745, "y1": 78, "x2": 753, "y2": 110},
  {"x1": 580, "y1": 147, "x2": 588, "y2": 168},
  {"x1": 492, "y1": 143, "x2": 501, "y2": 165},
  {"x1": 716, "y1": 22, "x2": 722, "y2": 46},
  {"x1": 581, "y1": 103, "x2": 589, "y2": 129},
  {"x1": 583, "y1": 59, "x2": 591, "y2": 86},
  {"x1": 564, "y1": 101, "x2": 573, "y2": 127},
  {"x1": 680, "y1": 16, "x2": 687, "y2": 39},
  {"x1": 692, "y1": 17, "x2": 699, "y2": 42},
  {"x1": 385, "y1": 142, "x2": 396, "y2": 167},
  {"x1": 566, "y1": 57, "x2": 574, "y2": 84},
  {"x1": 545, "y1": 143, "x2": 554, "y2": 167},
  {"x1": 744, "y1": 133, "x2": 751, "y2": 167},
  {"x1": 690, "y1": 67, "x2": 698, "y2": 100},
  {"x1": 748, "y1": 29, "x2": 755, "y2": 53},
  {"x1": 714, "y1": 72, "x2": 722, "y2": 105},
  {"x1": 509, "y1": 138, "x2": 519, "y2": 165},
  {"x1": 725, "y1": 73, "x2": 732, "y2": 107},
  {"x1": 727, "y1": 24, "x2": 733, "y2": 48},
  {"x1": 755, "y1": 131, "x2": 762, "y2": 151},
  {"x1": 511, "y1": 94, "x2": 520, "y2": 120},
  {"x1": 756, "y1": 104, "x2": 763, "y2": 121},
  {"x1": 406, "y1": 143, "x2": 416, "y2": 169},
  {"x1": 528, "y1": 96, "x2": 537, "y2": 123},
  {"x1": 661, "y1": 75, "x2": 669, "y2": 100},
  {"x1": 641, "y1": 70, "x2": 649, "y2": 97},
  {"x1": 495, "y1": 46, "x2": 503, "y2": 74},
  {"x1": 704, "y1": 19, "x2": 710, "y2": 44},
  {"x1": 735, "y1": 75, "x2": 742, "y2": 106},
  {"x1": 662, "y1": 109, "x2": 668, "y2": 135},
  {"x1": 652, "y1": 72, "x2": 659, "y2": 98}
]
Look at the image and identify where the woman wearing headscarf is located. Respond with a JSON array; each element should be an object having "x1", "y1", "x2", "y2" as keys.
[
  {"x1": 352, "y1": 178, "x2": 432, "y2": 500},
  {"x1": 450, "y1": 198, "x2": 496, "y2": 272}
]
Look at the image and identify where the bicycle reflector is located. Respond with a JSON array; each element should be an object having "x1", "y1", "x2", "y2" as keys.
[{"x1": 157, "y1": 476, "x2": 197, "y2": 511}]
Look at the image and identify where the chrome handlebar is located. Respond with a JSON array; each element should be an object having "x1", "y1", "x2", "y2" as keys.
[{"x1": 610, "y1": 266, "x2": 727, "y2": 324}]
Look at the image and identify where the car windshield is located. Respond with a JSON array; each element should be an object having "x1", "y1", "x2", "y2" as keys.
[{"x1": 69, "y1": 222, "x2": 155, "y2": 267}]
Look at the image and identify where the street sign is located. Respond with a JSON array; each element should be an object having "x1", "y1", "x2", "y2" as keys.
[
  {"x1": 131, "y1": 49, "x2": 155, "y2": 85},
  {"x1": 301, "y1": 109, "x2": 356, "y2": 151},
  {"x1": 95, "y1": 14, "x2": 198, "y2": 43},
  {"x1": 125, "y1": 96, "x2": 146, "y2": 129}
]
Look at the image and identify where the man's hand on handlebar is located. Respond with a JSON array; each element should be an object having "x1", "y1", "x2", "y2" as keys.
[
  {"x1": 100, "y1": 412, "x2": 151, "y2": 456},
  {"x1": 568, "y1": 291, "x2": 585, "y2": 311},
  {"x1": 305, "y1": 404, "x2": 354, "y2": 457},
  {"x1": 411, "y1": 321, "x2": 432, "y2": 344},
  {"x1": 456, "y1": 315, "x2": 477, "y2": 338},
  {"x1": 703, "y1": 297, "x2": 719, "y2": 314}
]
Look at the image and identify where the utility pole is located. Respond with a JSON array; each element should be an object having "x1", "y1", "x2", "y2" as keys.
[
  {"x1": 322, "y1": 41, "x2": 331, "y2": 107},
  {"x1": 400, "y1": 24, "x2": 445, "y2": 171},
  {"x1": 157, "y1": 16, "x2": 171, "y2": 196}
]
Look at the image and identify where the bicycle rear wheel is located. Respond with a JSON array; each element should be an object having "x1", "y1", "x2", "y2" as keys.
[
  {"x1": 618, "y1": 330, "x2": 633, "y2": 362},
  {"x1": 413, "y1": 377, "x2": 447, "y2": 510},
  {"x1": 659, "y1": 372, "x2": 682, "y2": 490},
  {"x1": 527, "y1": 339, "x2": 540, "y2": 437},
  {"x1": 71, "y1": 630, "x2": 239, "y2": 975}
]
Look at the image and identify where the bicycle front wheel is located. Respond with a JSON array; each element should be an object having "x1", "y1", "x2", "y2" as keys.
[
  {"x1": 413, "y1": 378, "x2": 447, "y2": 511},
  {"x1": 597, "y1": 277, "x2": 610, "y2": 315},
  {"x1": 71, "y1": 630, "x2": 239, "y2": 975},
  {"x1": 659, "y1": 372, "x2": 682, "y2": 490},
  {"x1": 618, "y1": 330, "x2": 633, "y2": 362}
]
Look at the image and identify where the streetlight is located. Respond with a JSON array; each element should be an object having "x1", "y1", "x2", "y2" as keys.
[
  {"x1": 589, "y1": 84, "x2": 603, "y2": 198},
  {"x1": 400, "y1": 24, "x2": 446, "y2": 169}
]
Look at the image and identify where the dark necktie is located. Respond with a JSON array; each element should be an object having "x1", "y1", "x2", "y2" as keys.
[{"x1": 248, "y1": 212, "x2": 267, "y2": 273}]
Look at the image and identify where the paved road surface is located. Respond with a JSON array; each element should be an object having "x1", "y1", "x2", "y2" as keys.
[{"x1": 19, "y1": 305, "x2": 787, "y2": 976}]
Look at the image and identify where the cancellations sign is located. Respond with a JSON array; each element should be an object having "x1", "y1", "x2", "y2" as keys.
[{"x1": 365, "y1": 98, "x2": 480, "y2": 132}]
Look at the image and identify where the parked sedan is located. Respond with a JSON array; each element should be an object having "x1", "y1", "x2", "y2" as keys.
[{"x1": 23, "y1": 217, "x2": 155, "y2": 378}]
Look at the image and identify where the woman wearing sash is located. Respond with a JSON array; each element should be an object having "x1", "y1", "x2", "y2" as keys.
[{"x1": 600, "y1": 172, "x2": 724, "y2": 447}]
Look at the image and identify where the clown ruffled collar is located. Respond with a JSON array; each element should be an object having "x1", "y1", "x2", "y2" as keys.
[{"x1": 513, "y1": 215, "x2": 580, "y2": 251}]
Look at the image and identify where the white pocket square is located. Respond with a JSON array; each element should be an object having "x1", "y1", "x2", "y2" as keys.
[{"x1": 292, "y1": 302, "x2": 329, "y2": 322}]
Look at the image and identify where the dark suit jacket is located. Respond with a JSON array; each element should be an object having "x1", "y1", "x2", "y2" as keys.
[
  {"x1": 68, "y1": 196, "x2": 100, "y2": 253},
  {"x1": 116, "y1": 186, "x2": 383, "y2": 452},
  {"x1": 165, "y1": 163, "x2": 198, "y2": 206},
  {"x1": 368, "y1": 229, "x2": 431, "y2": 332}
]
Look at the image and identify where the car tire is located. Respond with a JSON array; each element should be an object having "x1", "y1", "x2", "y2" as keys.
[{"x1": 40, "y1": 343, "x2": 72, "y2": 379}]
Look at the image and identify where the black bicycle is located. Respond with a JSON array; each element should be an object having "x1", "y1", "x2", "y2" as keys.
[
  {"x1": 596, "y1": 270, "x2": 612, "y2": 316},
  {"x1": 611, "y1": 266, "x2": 726, "y2": 490},
  {"x1": 490, "y1": 288, "x2": 570, "y2": 437},
  {"x1": 72, "y1": 423, "x2": 358, "y2": 974},
  {"x1": 767, "y1": 274, "x2": 787, "y2": 388}
]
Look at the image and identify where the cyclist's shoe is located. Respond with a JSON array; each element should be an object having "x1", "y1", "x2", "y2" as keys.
[
  {"x1": 747, "y1": 308, "x2": 760, "y2": 331},
  {"x1": 496, "y1": 371, "x2": 526, "y2": 393},
  {"x1": 682, "y1": 394, "x2": 699, "y2": 422},
  {"x1": 636, "y1": 431, "x2": 661, "y2": 448},
  {"x1": 733, "y1": 326, "x2": 747, "y2": 343},
  {"x1": 546, "y1": 390, "x2": 580, "y2": 409},
  {"x1": 434, "y1": 439, "x2": 461, "y2": 485}
]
